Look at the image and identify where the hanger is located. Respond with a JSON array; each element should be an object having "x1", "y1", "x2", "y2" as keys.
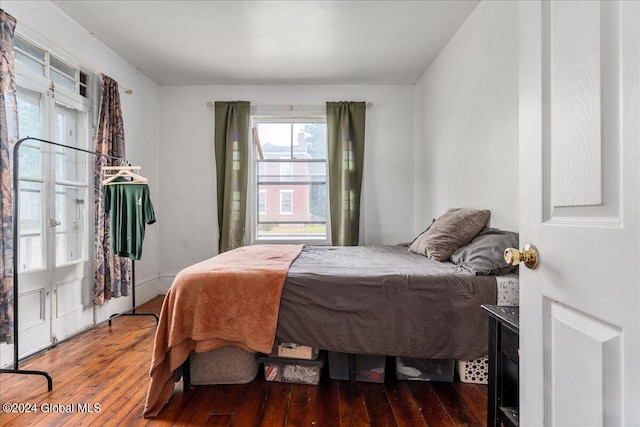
[{"x1": 101, "y1": 166, "x2": 148, "y2": 185}]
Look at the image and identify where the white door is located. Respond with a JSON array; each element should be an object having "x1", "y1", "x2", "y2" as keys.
[
  {"x1": 519, "y1": 1, "x2": 639, "y2": 426},
  {"x1": 4, "y1": 83, "x2": 94, "y2": 361}
]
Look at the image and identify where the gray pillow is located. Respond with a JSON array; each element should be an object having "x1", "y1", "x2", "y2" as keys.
[
  {"x1": 408, "y1": 208, "x2": 490, "y2": 261},
  {"x1": 450, "y1": 228, "x2": 520, "y2": 275}
]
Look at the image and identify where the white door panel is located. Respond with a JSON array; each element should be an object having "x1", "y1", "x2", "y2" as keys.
[
  {"x1": 53, "y1": 275, "x2": 92, "y2": 340},
  {"x1": 15, "y1": 286, "x2": 49, "y2": 357},
  {"x1": 546, "y1": 301, "x2": 623, "y2": 426},
  {"x1": 520, "y1": 1, "x2": 639, "y2": 425}
]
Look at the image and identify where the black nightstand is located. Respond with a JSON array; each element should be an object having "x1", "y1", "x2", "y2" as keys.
[{"x1": 483, "y1": 305, "x2": 519, "y2": 427}]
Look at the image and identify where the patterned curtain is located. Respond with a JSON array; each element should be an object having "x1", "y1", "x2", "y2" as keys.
[
  {"x1": 0, "y1": 9, "x2": 17, "y2": 344},
  {"x1": 326, "y1": 102, "x2": 366, "y2": 246},
  {"x1": 93, "y1": 75, "x2": 131, "y2": 304},
  {"x1": 214, "y1": 101, "x2": 250, "y2": 253}
]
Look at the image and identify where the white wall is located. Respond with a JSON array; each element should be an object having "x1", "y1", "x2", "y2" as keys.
[
  {"x1": 2, "y1": 1, "x2": 161, "y2": 319},
  {"x1": 3, "y1": 0, "x2": 519, "y2": 305},
  {"x1": 414, "y1": 0, "x2": 519, "y2": 232},
  {"x1": 158, "y1": 85, "x2": 415, "y2": 286}
]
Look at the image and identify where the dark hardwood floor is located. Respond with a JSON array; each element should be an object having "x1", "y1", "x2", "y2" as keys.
[{"x1": 0, "y1": 296, "x2": 488, "y2": 426}]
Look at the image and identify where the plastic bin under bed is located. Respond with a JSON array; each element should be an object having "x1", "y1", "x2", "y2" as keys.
[
  {"x1": 327, "y1": 351, "x2": 386, "y2": 383},
  {"x1": 258, "y1": 352, "x2": 326, "y2": 385},
  {"x1": 395, "y1": 357, "x2": 455, "y2": 382}
]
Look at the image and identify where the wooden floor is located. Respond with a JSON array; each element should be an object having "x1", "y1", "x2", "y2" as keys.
[{"x1": 0, "y1": 296, "x2": 488, "y2": 426}]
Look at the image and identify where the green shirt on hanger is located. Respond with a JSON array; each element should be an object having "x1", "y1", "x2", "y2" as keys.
[{"x1": 103, "y1": 177, "x2": 156, "y2": 260}]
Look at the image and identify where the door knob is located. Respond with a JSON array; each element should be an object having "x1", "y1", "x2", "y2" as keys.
[{"x1": 504, "y1": 243, "x2": 539, "y2": 269}]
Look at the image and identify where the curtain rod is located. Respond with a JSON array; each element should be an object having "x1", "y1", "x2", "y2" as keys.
[
  {"x1": 16, "y1": 24, "x2": 133, "y2": 95},
  {"x1": 206, "y1": 102, "x2": 373, "y2": 108}
]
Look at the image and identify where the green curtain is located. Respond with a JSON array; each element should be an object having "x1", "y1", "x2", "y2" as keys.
[
  {"x1": 214, "y1": 101, "x2": 250, "y2": 253},
  {"x1": 326, "y1": 102, "x2": 366, "y2": 246}
]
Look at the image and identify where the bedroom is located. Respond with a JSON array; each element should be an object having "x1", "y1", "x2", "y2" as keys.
[{"x1": 0, "y1": 0, "x2": 638, "y2": 426}]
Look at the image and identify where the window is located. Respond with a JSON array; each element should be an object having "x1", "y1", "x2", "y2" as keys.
[
  {"x1": 279, "y1": 190, "x2": 293, "y2": 215},
  {"x1": 15, "y1": 35, "x2": 89, "y2": 98},
  {"x1": 13, "y1": 34, "x2": 92, "y2": 271},
  {"x1": 252, "y1": 116, "x2": 328, "y2": 242},
  {"x1": 258, "y1": 190, "x2": 267, "y2": 215}
]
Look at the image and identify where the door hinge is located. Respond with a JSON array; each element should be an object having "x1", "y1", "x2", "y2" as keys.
[{"x1": 51, "y1": 335, "x2": 58, "y2": 346}]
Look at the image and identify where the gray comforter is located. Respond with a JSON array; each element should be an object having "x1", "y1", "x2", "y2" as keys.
[{"x1": 276, "y1": 245, "x2": 497, "y2": 360}]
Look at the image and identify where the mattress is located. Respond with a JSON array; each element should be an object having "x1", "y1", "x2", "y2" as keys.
[{"x1": 275, "y1": 245, "x2": 497, "y2": 360}]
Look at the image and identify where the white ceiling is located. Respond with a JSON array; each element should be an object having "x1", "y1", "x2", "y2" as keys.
[{"x1": 51, "y1": 0, "x2": 479, "y2": 86}]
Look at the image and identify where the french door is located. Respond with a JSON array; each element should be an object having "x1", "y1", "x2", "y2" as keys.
[{"x1": 3, "y1": 79, "x2": 94, "y2": 361}]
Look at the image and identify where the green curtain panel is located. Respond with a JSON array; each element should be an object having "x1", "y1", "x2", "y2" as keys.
[
  {"x1": 214, "y1": 101, "x2": 250, "y2": 253},
  {"x1": 0, "y1": 9, "x2": 17, "y2": 343},
  {"x1": 326, "y1": 101, "x2": 366, "y2": 246},
  {"x1": 93, "y1": 75, "x2": 131, "y2": 305}
]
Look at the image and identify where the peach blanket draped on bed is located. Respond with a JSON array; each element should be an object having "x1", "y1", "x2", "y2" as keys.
[{"x1": 143, "y1": 244, "x2": 303, "y2": 418}]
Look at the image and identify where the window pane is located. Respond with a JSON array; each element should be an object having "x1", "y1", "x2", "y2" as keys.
[
  {"x1": 15, "y1": 36, "x2": 46, "y2": 77},
  {"x1": 55, "y1": 185, "x2": 87, "y2": 265},
  {"x1": 257, "y1": 122, "x2": 292, "y2": 159},
  {"x1": 15, "y1": 35, "x2": 45, "y2": 62},
  {"x1": 51, "y1": 70, "x2": 76, "y2": 91},
  {"x1": 18, "y1": 145, "x2": 42, "y2": 180},
  {"x1": 55, "y1": 104, "x2": 86, "y2": 183},
  {"x1": 17, "y1": 90, "x2": 42, "y2": 139},
  {"x1": 19, "y1": 181, "x2": 43, "y2": 271},
  {"x1": 295, "y1": 122, "x2": 327, "y2": 159},
  {"x1": 15, "y1": 51, "x2": 45, "y2": 76},
  {"x1": 256, "y1": 121, "x2": 326, "y2": 162},
  {"x1": 50, "y1": 55, "x2": 75, "y2": 79},
  {"x1": 257, "y1": 159, "x2": 327, "y2": 240}
]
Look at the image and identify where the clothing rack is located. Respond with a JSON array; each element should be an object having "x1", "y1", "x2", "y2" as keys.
[
  {"x1": 99, "y1": 167, "x2": 156, "y2": 326},
  {"x1": 108, "y1": 262, "x2": 158, "y2": 326},
  {"x1": 0, "y1": 136, "x2": 156, "y2": 392}
]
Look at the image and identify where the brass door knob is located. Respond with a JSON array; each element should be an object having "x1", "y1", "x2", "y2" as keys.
[{"x1": 504, "y1": 243, "x2": 539, "y2": 269}]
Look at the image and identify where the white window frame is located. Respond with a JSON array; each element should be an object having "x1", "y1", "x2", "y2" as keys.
[
  {"x1": 14, "y1": 30, "x2": 94, "y2": 273},
  {"x1": 248, "y1": 109, "x2": 330, "y2": 245}
]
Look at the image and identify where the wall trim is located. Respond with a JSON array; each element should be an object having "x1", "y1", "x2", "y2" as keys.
[{"x1": 157, "y1": 276, "x2": 175, "y2": 294}]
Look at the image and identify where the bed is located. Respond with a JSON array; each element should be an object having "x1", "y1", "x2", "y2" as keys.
[
  {"x1": 276, "y1": 244, "x2": 496, "y2": 359},
  {"x1": 143, "y1": 209, "x2": 519, "y2": 418}
]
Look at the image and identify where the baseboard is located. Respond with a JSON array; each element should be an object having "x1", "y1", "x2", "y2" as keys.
[
  {"x1": 157, "y1": 276, "x2": 175, "y2": 294},
  {"x1": 95, "y1": 276, "x2": 165, "y2": 323},
  {"x1": 135, "y1": 277, "x2": 162, "y2": 305}
]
